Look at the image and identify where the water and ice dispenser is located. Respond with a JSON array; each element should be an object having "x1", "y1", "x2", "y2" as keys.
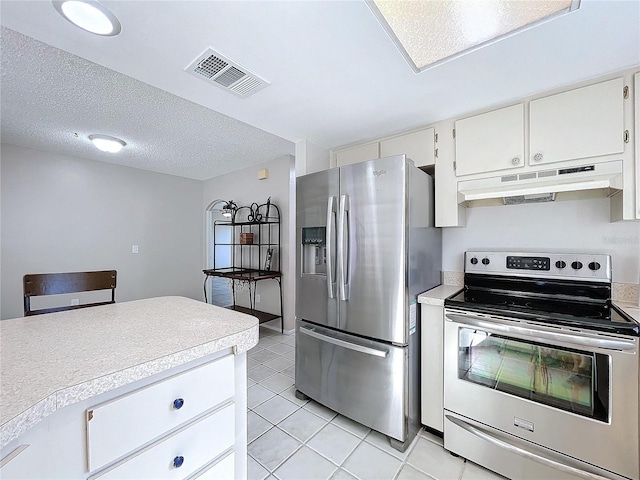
[{"x1": 301, "y1": 226, "x2": 326, "y2": 275}]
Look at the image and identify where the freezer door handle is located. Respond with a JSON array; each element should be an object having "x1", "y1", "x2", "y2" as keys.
[
  {"x1": 337, "y1": 194, "x2": 350, "y2": 301},
  {"x1": 299, "y1": 326, "x2": 388, "y2": 358},
  {"x1": 326, "y1": 196, "x2": 337, "y2": 299}
]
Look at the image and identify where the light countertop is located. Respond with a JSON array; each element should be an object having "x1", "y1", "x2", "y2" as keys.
[
  {"x1": 615, "y1": 302, "x2": 640, "y2": 323},
  {"x1": 418, "y1": 285, "x2": 463, "y2": 306},
  {"x1": 0, "y1": 296, "x2": 258, "y2": 449}
]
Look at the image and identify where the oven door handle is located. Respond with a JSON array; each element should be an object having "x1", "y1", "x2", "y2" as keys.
[
  {"x1": 445, "y1": 312, "x2": 637, "y2": 351},
  {"x1": 446, "y1": 415, "x2": 612, "y2": 480}
]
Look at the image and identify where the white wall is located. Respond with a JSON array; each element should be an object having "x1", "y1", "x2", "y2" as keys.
[
  {"x1": 202, "y1": 155, "x2": 295, "y2": 331},
  {"x1": 294, "y1": 140, "x2": 330, "y2": 177},
  {"x1": 443, "y1": 197, "x2": 640, "y2": 284},
  {"x1": 0, "y1": 144, "x2": 204, "y2": 320}
]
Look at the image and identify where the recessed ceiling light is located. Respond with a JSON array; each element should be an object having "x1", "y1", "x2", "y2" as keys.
[
  {"x1": 89, "y1": 134, "x2": 126, "y2": 153},
  {"x1": 52, "y1": 0, "x2": 122, "y2": 36},
  {"x1": 368, "y1": 0, "x2": 580, "y2": 72}
]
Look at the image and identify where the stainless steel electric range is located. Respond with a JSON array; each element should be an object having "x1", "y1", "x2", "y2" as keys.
[{"x1": 443, "y1": 251, "x2": 639, "y2": 480}]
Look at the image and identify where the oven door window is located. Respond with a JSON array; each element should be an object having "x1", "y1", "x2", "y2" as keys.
[{"x1": 458, "y1": 328, "x2": 609, "y2": 422}]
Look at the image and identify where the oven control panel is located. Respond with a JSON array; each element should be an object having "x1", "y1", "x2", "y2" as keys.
[
  {"x1": 465, "y1": 251, "x2": 611, "y2": 281},
  {"x1": 506, "y1": 256, "x2": 550, "y2": 270}
]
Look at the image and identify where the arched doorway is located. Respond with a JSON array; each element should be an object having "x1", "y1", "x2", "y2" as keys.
[{"x1": 205, "y1": 199, "x2": 232, "y2": 307}]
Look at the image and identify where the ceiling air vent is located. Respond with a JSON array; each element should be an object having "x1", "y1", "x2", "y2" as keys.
[{"x1": 186, "y1": 48, "x2": 269, "y2": 98}]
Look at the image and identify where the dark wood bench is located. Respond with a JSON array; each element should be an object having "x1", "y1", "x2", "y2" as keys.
[{"x1": 23, "y1": 270, "x2": 117, "y2": 316}]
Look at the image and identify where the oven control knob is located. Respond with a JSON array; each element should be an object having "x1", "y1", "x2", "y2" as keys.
[
  {"x1": 588, "y1": 262, "x2": 601, "y2": 271},
  {"x1": 470, "y1": 257, "x2": 478, "y2": 265},
  {"x1": 555, "y1": 260, "x2": 566, "y2": 269},
  {"x1": 482, "y1": 257, "x2": 490, "y2": 265},
  {"x1": 571, "y1": 261, "x2": 583, "y2": 270}
]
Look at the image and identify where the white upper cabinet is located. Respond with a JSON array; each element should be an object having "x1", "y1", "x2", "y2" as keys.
[
  {"x1": 380, "y1": 127, "x2": 435, "y2": 168},
  {"x1": 529, "y1": 77, "x2": 624, "y2": 166},
  {"x1": 335, "y1": 142, "x2": 379, "y2": 167},
  {"x1": 454, "y1": 104, "x2": 525, "y2": 176}
]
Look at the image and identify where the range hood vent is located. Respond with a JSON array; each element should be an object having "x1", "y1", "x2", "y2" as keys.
[
  {"x1": 186, "y1": 48, "x2": 269, "y2": 98},
  {"x1": 458, "y1": 160, "x2": 624, "y2": 206}
]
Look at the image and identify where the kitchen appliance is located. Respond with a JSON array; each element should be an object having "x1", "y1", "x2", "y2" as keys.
[
  {"x1": 444, "y1": 251, "x2": 639, "y2": 480},
  {"x1": 456, "y1": 159, "x2": 623, "y2": 206},
  {"x1": 295, "y1": 155, "x2": 442, "y2": 451}
]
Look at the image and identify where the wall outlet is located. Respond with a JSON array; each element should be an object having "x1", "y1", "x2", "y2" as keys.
[
  {"x1": 131, "y1": 244, "x2": 139, "y2": 254},
  {"x1": 71, "y1": 299, "x2": 80, "y2": 306},
  {"x1": 256, "y1": 294, "x2": 261, "y2": 303}
]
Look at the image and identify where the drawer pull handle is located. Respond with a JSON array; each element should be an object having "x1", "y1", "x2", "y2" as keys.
[
  {"x1": 173, "y1": 398, "x2": 185, "y2": 410},
  {"x1": 173, "y1": 456, "x2": 185, "y2": 468}
]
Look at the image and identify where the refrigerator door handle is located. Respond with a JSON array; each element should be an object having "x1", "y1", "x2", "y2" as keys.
[
  {"x1": 299, "y1": 325, "x2": 388, "y2": 358},
  {"x1": 326, "y1": 196, "x2": 337, "y2": 299},
  {"x1": 337, "y1": 194, "x2": 350, "y2": 301}
]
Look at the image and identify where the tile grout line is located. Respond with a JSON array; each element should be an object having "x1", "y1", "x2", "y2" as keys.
[{"x1": 249, "y1": 328, "x2": 476, "y2": 480}]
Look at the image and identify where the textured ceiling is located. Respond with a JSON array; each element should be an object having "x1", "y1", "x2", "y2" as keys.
[
  {"x1": 1, "y1": 1, "x2": 639, "y2": 180},
  {"x1": 0, "y1": 28, "x2": 294, "y2": 180}
]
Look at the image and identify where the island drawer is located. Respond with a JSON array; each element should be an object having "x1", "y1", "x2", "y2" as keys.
[
  {"x1": 188, "y1": 451, "x2": 235, "y2": 479},
  {"x1": 91, "y1": 403, "x2": 235, "y2": 479},
  {"x1": 87, "y1": 355, "x2": 235, "y2": 472}
]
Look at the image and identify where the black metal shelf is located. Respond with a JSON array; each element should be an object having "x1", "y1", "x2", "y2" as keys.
[{"x1": 203, "y1": 201, "x2": 283, "y2": 332}]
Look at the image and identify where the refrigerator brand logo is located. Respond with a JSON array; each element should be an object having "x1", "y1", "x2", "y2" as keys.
[{"x1": 373, "y1": 169, "x2": 387, "y2": 177}]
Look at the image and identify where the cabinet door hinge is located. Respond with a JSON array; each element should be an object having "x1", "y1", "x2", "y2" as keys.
[
  {"x1": 623, "y1": 86, "x2": 629, "y2": 99},
  {"x1": 453, "y1": 160, "x2": 457, "y2": 171},
  {"x1": 452, "y1": 128, "x2": 456, "y2": 139},
  {"x1": 624, "y1": 130, "x2": 630, "y2": 143},
  {"x1": 435, "y1": 148, "x2": 439, "y2": 159},
  {"x1": 434, "y1": 133, "x2": 439, "y2": 142}
]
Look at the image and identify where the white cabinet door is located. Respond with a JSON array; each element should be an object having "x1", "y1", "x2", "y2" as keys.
[
  {"x1": 189, "y1": 452, "x2": 235, "y2": 480},
  {"x1": 92, "y1": 404, "x2": 235, "y2": 480},
  {"x1": 335, "y1": 142, "x2": 379, "y2": 166},
  {"x1": 454, "y1": 104, "x2": 525, "y2": 176},
  {"x1": 530, "y1": 77, "x2": 624, "y2": 166},
  {"x1": 421, "y1": 304, "x2": 444, "y2": 432},
  {"x1": 87, "y1": 355, "x2": 234, "y2": 471},
  {"x1": 380, "y1": 128, "x2": 435, "y2": 167}
]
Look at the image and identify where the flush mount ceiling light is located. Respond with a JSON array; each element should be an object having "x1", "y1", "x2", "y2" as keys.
[
  {"x1": 367, "y1": 0, "x2": 580, "y2": 72},
  {"x1": 52, "y1": 0, "x2": 122, "y2": 36},
  {"x1": 88, "y1": 134, "x2": 126, "y2": 153}
]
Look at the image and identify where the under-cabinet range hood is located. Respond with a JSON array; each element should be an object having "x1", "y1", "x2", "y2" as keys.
[{"x1": 457, "y1": 160, "x2": 623, "y2": 206}]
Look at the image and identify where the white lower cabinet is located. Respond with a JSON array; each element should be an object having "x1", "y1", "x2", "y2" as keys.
[
  {"x1": 87, "y1": 356, "x2": 234, "y2": 471},
  {"x1": 92, "y1": 404, "x2": 235, "y2": 480},
  {"x1": 190, "y1": 451, "x2": 235, "y2": 480},
  {"x1": 0, "y1": 351, "x2": 247, "y2": 480},
  {"x1": 420, "y1": 303, "x2": 444, "y2": 432}
]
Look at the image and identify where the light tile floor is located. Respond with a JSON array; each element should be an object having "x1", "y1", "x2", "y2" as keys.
[{"x1": 247, "y1": 326, "x2": 505, "y2": 480}]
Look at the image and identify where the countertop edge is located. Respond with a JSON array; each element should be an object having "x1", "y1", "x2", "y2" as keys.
[
  {"x1": 418, "y1": 285, "x2": 463, "y2": 306},
  {"x1": 0, "y1": 324, "x2": 258, "y2": 450}
]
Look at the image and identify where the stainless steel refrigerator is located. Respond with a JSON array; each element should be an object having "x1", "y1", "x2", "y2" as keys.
[{"x1": 295, "y1": 154, "x2": 441, "y2": 451}]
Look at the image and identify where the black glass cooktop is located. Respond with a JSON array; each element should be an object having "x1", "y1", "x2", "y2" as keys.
[{"x1": 444, "y1": 274, "x2": 639, "y2": 336}]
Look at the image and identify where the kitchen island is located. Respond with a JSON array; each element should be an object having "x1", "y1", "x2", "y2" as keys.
[{"x1": 0, "y1": 296, "x2": 258, "y2": 479}]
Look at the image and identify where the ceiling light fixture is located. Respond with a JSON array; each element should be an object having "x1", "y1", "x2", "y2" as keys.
[
  {"x1": 89, "y1": 134, "x2": 126, "y2": 153},
  {"x1": 52, "y1": 0, "x2": 122, "y2": 36},
  {"x1": 367, "y1": 0, "x2": 580, "y2": 73}
]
